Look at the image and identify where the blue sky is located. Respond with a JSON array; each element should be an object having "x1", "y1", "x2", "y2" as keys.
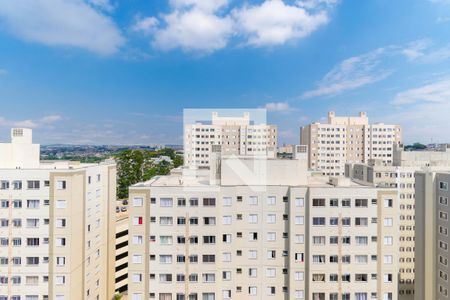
[{"x1": 0, "y1": 0, "x2": 450, "y2": 145}]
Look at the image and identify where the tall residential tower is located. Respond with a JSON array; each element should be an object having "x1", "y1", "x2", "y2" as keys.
[
  {"x1": 301, "y1": 112, "x2": 402, "y2": 176},
  {"x1": 0, "y1": 128, "x2": 117, "y2": 300}
]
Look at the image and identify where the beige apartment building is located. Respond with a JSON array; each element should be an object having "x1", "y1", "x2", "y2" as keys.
[
  {"x1": 0, "y1": 128, "x2": 117, "y2": 300},
  {"x1": 301, "y1": 112, "x2": 402, "y2": 176},
  {"x1": 184, "y1": 112, "x2": 277, "y2": 168},
  {"x1": 128, "y1": 146, "x2": 399, "y2": 300},
  {"x1": 346, "y1": 145, "x2": 450, "y2": 300},
  {"x1": 415, "y1": 171, "x2": 450, "y2": 300}
]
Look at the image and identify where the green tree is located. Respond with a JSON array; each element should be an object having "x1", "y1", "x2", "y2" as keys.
[{"x1": 115, "y1": 148, "x2": 183, "y2": 199}]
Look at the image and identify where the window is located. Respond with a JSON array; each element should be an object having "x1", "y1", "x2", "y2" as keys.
[
  {"x1": 355, "y1": 199, "x2": 368, "y2": 207},
  {"x1": 295, "y1": 253, "x2": 304, "y2": 262},
  {"x1": 56, "y1": 238, "x2": 66, "y2": 246},
  {"x1": 384, "y1": 255, "x2": 393, "y2": 264},
  {"x1": 222, "y1": 197, "x2": 232, "y2": 206},
  {"x1": 384, "y1": 199, "x2": 393, "y2": 208},
  {"x1": 160, "y1": 236, "x2": 173, "y2": 245},
  {"x1": 248, "y1": 286, "x2": 257, "y2": 296},
  {"x1": 266, "y1": 214, "x2": 276, "y2": 224},
  {"x1": 248, "y1": 196, "x2": 258, "y2": 205},
  {"x1": 312, "y1": 236, "x2": 325, "y2": 245},
  {"x1": 384, "y1": 236, "x2": 393, "y2": 246},
  {"x1": 27, "y1": 181, "x2": 40, "y2": 190},
  {"x1": 204, "y1": 217, "x2": 215, "y2": 225},
  {"x1": 295, "y1": 197, "x2": 304, "y2": 207},
  {"x1": 55, "y1": 276, "x2": 65, "y2": 285},
  {"x1": 312, "y1": 198, "x2": 325, "y2": 207},
  {"x1": 189, "y1": 198, "x2": 199, "y2": 206},
  {"x1": 294, "y1": 290, "x2": 304, "y2": 299},
  {"x1": 12, "y1": 200, "x2": 22, "y2": 208},
  {"x1": 355, "y1": 255, "x2": 368, "y2": 264},
  {"x1": 132, "y1": 235, "x2": 143, "y2": 244},
  {"x1": 56, "y1": 180, "x2": 66, "y2": 190},
  {"x1": 203, "y1": 198, "x2": 216, "y2": 206},
  {"x1": 355, "y1": 236, "x2": 368, "y2": 245},
  {"x1": 27, "y1": 200, "x2": 40, "y2": 209},
  {"x1": 294, "y1": 272, "x2": 304, "y2": 281},
  {"x1": 267, "y1": 196, "x2": 276, "y2": 205},
  {"x1": 248, "y1": 214, "x2": 258, "y2": 223},
  {"x1": 0, "y1": 181, "x2": 9, "y2": 190},
  {"x1": 355, "y1": 217, "x2": 368, "y2": 226},
  {"x1": 56, "y1": 219, "x2": 66, "y2": 228},
  {"x1": 0, "y1": 200, "x2": 8, "y2": 208},
  {"x1": 267, "y1": 232, "x2": 276, "y2": 241},
  {"x1": 440, "y1": 181, "x2": 448, "y2": 190},
  {"x1": 295, "y1": 234, "x2": 304, "y2": 244},
  {"x1": 133, "y1": 198, "x2": 143, "y2": 207},
  {"x1": 330, "y1": 198, "x2": 338, "y2": 207},
  {"x1": 384, "y1": 218, "x2": 393, "y2": 227},
  {"x1": 312, "y1": 255, "x2": 325, "y2": 263},
  {"x1": 160, "y1": 198, "x2": 173, "y2": 207},
  {"x1": 56, "y1": 257, "x2": 66, "y2": 266},
  {"x1": 384, "y1": 274, "x2": 393, "y2": 283},
  {"x1": 56, "y1": 200, "x2": 66, "y2": 208},
  {"x1": 295, "y1": 216, "x2": 304, "y2": 225},
  {"x1": 222, "y1": 216, "x2": 232, "y2": 225},
  {"x1": 27, "y1": 238, "x2": 40, "y2": 246},
  {"x1": 202, "y1": 273, "x2": 215, "y2": 283},
  {"x1": 133, "y1": 217, "x2": 143, "y2": 225},
  {"x1": 342, "y1": 198, "x2": 351, "y2": 207},
  {"x1": 248, "y1": 251, "x2": 257, "y2": 259},
  {"x1": 312, "y1": 217, "x2": 325, "y2": 226},
  {"x1": 128, "y1": 254, "x2": 142, "y2": 265},
  {"x1": 26, "y1": 218, "x2": 39, "y2": 228}
]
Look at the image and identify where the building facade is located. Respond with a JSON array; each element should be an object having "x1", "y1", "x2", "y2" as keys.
[
  {"x1": 128, "y1": 147, "x2": 399, "y2": 300},
  {"x1": 115, "y1": 211, "x2": 129, "y2": 296},
  {"x1": 300, "y1": 112, "x2": 402, "y2": 176},
  {"x1": 184, "y1": 112, "x2": 277, "y2": 168},
  {"x1": 415, "y1": 171, "x2": 450, "y2": 300},
  {"x1": 346, "y1": 146, "x2": 450, "y2": 300},
  {"x1": 0, "y1": 128, "x2": 117, "y2": 300}
]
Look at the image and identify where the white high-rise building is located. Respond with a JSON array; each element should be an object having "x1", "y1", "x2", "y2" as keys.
[
  {"x1": 0, "y1": 128, "x2": 117, "y2": 300},
  {"x1": 415, "y1": 171, "x2": 450, "y2": 300},
  {"x1": 128, "y1": 146, "x2": 399, "y2": 300},
  {"x1": 300, "y1": 112, "x2": 402, "y2": 176},
  {"x1": 184, "y1": 112, "x2": 277, "y2": 168},
  {"x1": 346, "y1": 145, "x2": 450, "y2": 300}
]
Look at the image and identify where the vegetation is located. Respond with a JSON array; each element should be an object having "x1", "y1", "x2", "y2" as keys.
[
  {"x1": 115, "y1": 148, "x2": 183, "y2": 199},
  {"x1": 404, "y1": 143, "x2": 427, "y2": 151},
  {"x1": 41, "y1": 154, "x2": 105, "y2": 163},
  {"x1": 113, "y1": 293, "x2": 123, "y2": 300}
]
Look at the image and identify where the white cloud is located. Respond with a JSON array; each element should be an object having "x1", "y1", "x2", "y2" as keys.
[
  {"x1": 132, "y1": 17, "x2": 159, "y2": 35},
  {"x1": 153, "y1": 8, "x2": 233, "y2": 52},
  {"x1": 0, "y1": 114, "x2": 63, "y2": 129},
  {"x1": 401, "y1": 39, "x2": 431, "y2": 60},
  {"x1": 264, "y1": 102, "x2": 291, "y2": 112},
  {"x1": 0, "y1": 0, "x2": 125, "y2": 55},
  {"x1": 392, "y1": 78, "x2": 450, "y2": 105},
  {"x1": 302, "y1": 48, "x2": 391, "y2": 98},
  {"x1": 233, "y1": 0, "x2": 329, "y2": 46},
  {"x1": 141, "y1": 0, "x2": 337, "y2": 53},
  {"x1": 87, "y1": 0, "x2": 114, "y2": 11},
  {"x1": 169, "y1": 0, "x2": 229, "y2": 12}
]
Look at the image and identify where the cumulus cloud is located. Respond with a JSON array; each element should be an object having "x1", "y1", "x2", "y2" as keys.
[
  {"x1": 233, "y1": 0, "x2": 329, "y2": 46},
  {"x1": 132, "y1": 17, "x2": 159, "y2": 35},
  {"x1": 264, "y1": 102, "x2": 291, "y2": 112},
  {"x1": 153, "y1": 9, "x2": 233, "y2": 52},
  {"x1": 0, "y1": 0, "x2": 125, "y2": 55},
  {"x1": 141, "y1": 0, "x2": 337, "y2": 53},
  {"x1": 302, "y1": 48, "x2": 392, "y2": 98},
  {"x1": 392, "y1": 78, "x2": 450, "y2": 105}
]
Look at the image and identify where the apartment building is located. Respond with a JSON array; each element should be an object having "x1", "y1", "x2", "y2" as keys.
[
  {"x1": 300, "y1": 112, "x2": 402, "y2": 176},
  {"x1": 346, "y1": 145, "x2": 450, "y2": 300},
  {"x1": 415, "y1": 171, "x2": 450, "y2": 300},
  {"x1": 184, "y1": 112, "x2": 277, "y2": 168},
  {"x1": 115, "y1": 211, "x2": 129, "y2": 296},
  {"x1": 128, "y1": 146, "x2": 399, "y2": 300},
  {"x1": 0, "y1": 128, "x2": 117, "y2": 300}
]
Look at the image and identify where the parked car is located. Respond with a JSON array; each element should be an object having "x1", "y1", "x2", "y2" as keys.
[
  {"x1": 120, "y1": 206, "x2": 127, "y2": 212},
  {"x1": 116, "y1": 206, "x2": 120, "y2": 213},
  {"x1": 122, "y1": 199, "x2": 128, "y2": 205}
]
